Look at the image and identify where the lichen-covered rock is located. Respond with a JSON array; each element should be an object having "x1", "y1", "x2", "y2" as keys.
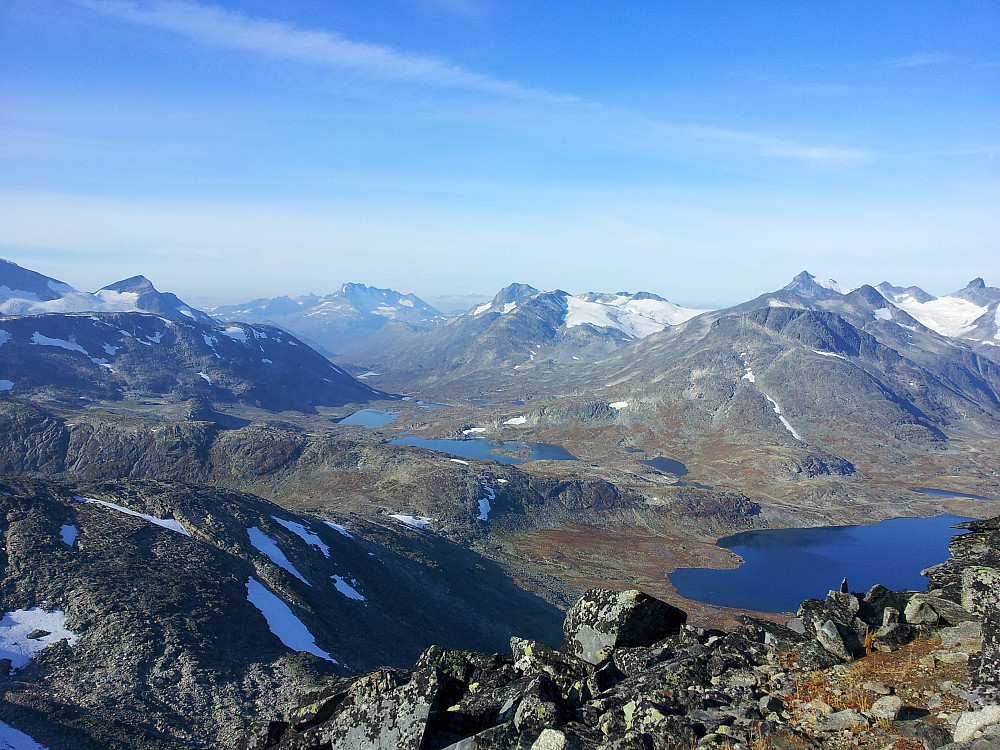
[
  {"x1": 560, "y1": 589, "x2": 686, "y2": 665},
  {"x1": 905, "y1": 593, "x2": 978, "y2": 627}
]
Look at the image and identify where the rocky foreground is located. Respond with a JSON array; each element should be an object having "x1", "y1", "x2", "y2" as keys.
[{"x1": 240, "y1": 517, "x2": 1000, "y2": 750}]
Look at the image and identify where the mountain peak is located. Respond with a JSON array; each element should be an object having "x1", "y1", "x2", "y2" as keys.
[
  {"x1": 966, "y1": 277, "x2": 986, "y2": 290},
  {"x1": 782, "y1": 271, "x2": 847, "y2": 300},
  {"x1": 100, "y1": 275, "x2": 157, "y2": 293}
]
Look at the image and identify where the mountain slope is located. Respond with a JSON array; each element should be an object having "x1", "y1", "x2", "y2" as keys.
[
  {"x1": 1, "y1": 259, "x2": 211, "y2": 322},
  {"x1": 209, "y1": 283, "x2": 446, "y2": 356},
  {"x1": 0, "y1": 312, "x2": 385, "y2": 410},
  {"x1": 0, "y1": 476, "x2": 562, "y2": 748}
]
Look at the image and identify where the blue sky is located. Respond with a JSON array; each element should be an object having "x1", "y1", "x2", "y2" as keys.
[{"x1": 1, "y1": 0, "x2": 997, "y2": 309}]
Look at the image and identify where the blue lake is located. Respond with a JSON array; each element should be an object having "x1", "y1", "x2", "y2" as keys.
[
  {"x1": 337, "y1": 409, "x2": 397, "y2": 428},
  {"x1": 669, "y1": 513, "x2": 972, "y2": 613},
  {"x1": 390, "y1": 437, "x2": 577, "y2": 464},
  {"x1": 914, "y1": 487, "x2": 995, "y2": 502},
  {"x1": 642, "y1": 457, "x2": 688, "y2": 476}
]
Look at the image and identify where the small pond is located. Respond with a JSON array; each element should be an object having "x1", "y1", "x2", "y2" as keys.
[
  {"x1": 337, "y1": 409, "x2": 397, "y2": 429},
  {"x1": 669, "y1": 513, "x2": 972, "y2": 613},
  {"x1": 390, "y1": 437, "x2": 577, "y2": 464},
  {"x1": 913, "y1": 487, "x2": 995, "y2": 502},
  {"x1": 641, "y1": 457, "x2": 688, "y2": 476}
]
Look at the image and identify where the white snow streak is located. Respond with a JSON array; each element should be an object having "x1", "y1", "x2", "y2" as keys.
[
  {"x1": 463, "y1": 427, "x2": 487, "y2": 434},
  {"x1": 390, "y1": 514, "x2": 432, "y2": 529},
  {"x1": 247, "y1": 527, "x2": 310, "y2": 585},
  {"x1": 609, "y1": 401, "x2": 628, "y2": 410},
  {"x1": 30, "y1": 332, "x2": 88, "y2": 355},
  {"x1": 331, "y1": 575, "x2": 366, "y2": 601},
  {"x1": 197, "y1": 371, "x2": 212, "y2": 384},
  {"x1": 0, "y1": 720, "x2": 50, "y2": 750},
  {"x1": 323, "y1": 521, "x2": 354, "y2": 539},
  {"x1": 478, "y1": 486, "x2": 496, "y2": 521},
  {"x1": 503, "y1": 416, "x2": 527, "y2": 425},
  {"x1": 74, "y1": 496, "x2": 190, "y2": 536},
  {"x1": 271, "y1": 516, "x2": 330, "y2": 558},
  {"x1": 245, "y1": 577, "x2": 335, "y2": 662}
]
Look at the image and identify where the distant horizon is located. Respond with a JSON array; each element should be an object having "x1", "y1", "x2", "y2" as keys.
[
  {"x1": 1, "y1": 254, "x2": 993, "y2": 315},
  {"x1": 2, "y1": 1, "x2": 996, "y2": 309}
]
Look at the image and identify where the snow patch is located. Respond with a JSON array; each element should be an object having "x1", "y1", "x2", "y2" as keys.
[
  {"x1": 609, "y1": 401, "x2": 628, "y2": 410},
  {"x1": 0, "y1": 381, "x2": 12, "y2": 392},
  {"x1": 222, "y1": 326, "x2": 248, "y2": 344},
  {"x1": 271, "y1": 516, "x2": 330, "y2": 558},
  {"x1": 0, "y1": 720, "x2": 50, "y2": 750},
  {"x1": 450, "y1": 458, "x2": 470, "y2": 465},
  {"x1": 0, "y1": 608, "x2": 78, "y2": 673},
  {"x1": 261, "y1": 358, "x2": 272, "y2": 364},
  {"x1": 478, "y1": 485, "x2": 496, "y2": 521},
  {"x1": 391, "y1": 514, "x2": 432, "y2": 529},
  {"x1": 503, "y1": 416, "x2": 527, "y2": 425},
  {"x1": 74, "y1": 496, "x2": 190, "y2": 536},
  {"x1": 762, "y1": 394, "x2": 803, "y2": 441},
  {"x1": 198, "y1": 371, "x2": 212, "y2": 384},
  {"x1": 323, "y1": 521, "x2": 354, "y2": 539},
  {"x1": 60, "y1": 524, "x2": 79, "y2": 546},
  {"x1": 501, "y1": 301, "x2": 517, "y2": 314},
  {"x1": 873, "y1": 308, "x2": 892, "y2": 321},
  {"x1": 472, "y1": 302, "x2": 492, "y2": 316},
  {"x1": 102, "y1": 343, "x2": 119, "y2": 355},
  {"x1": 30, "y1": 332, "x2": 88, "y2": 355},
  {"x1": 331, "y1": 575, "x2": 366, "y2": 601},
  {"x1": 463, "y1": 427, "x2": 487, "y2": 434},
  {"x1": 0, "y1": 330, "x2": 10, "y2": 347},
  {"x1": 742, "y1": 368, "x2": 756, "y2": 383},
  {"x1": 146, "y1": 331, "x2": 164, "y2": 344},
  {"x1": 245, "y1": 577, "x2": 334, "y2": 662},
  {"x1": 247, "y1": 527, "x2": 310, "y2": 585},
  {"x1": 768, "y1": 298, "x2": 792, "y2": 308},
  {"x1": 813, "y1": 350, "x2": 846, "y2": 360}
]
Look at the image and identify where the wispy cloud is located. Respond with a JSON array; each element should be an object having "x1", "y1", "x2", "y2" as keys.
[
  {"x1": 72, "y1": 0, "x2": 577, "y2": 103},
  {"x1": 72, "y1": 0, "x2": 870, "y2": 165},
  {"x1": 891, "y1": 52, "x2": 949, "y2": 68}
]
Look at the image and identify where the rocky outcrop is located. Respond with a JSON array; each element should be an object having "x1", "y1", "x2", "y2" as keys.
[{"x1": 236, "y1": 515, "x2": 1000, "y2": 750}]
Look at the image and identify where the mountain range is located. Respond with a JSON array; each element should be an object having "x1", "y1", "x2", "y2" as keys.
[{"x1": 208, "y1": 283, "x2": 447, "y2": 356}]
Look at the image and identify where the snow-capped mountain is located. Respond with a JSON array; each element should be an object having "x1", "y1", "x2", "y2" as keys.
[
  {"x1": 0, "y1": 258, "x2": 212, "y2": 323},
  {"x1": 343, "y1": 283, "x2": 709, "y2": 388},
  {"x1": 0, "y1": 311, "x2": 387, "y2": 411},
  {"x1": 874, "y1": 278, "x2": 1000, "y2": 344},
  {"x1": 781, "y1": 271, "x2": 850, "y2": 300},
  {"x1": 210, "y1": 282, "x2": 446, "y2": 356}
]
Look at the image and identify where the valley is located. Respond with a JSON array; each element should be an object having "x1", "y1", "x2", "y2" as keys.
[{"x1": 2, "y1": 259, "x2": 1000, "y2": 747}]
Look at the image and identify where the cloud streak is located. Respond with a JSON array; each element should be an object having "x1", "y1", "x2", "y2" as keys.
[
  {"x1": 73, "y1": 0, "x2": 577, "y2": 103},
  {"x1": 72, "y1": 0, "x2": 869, "y2": 164}
]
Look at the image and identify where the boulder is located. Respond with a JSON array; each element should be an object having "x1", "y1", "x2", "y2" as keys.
[
  {"x1": 561, "y1": 590, "x2": 686, "y2": 665},
  {"x1": 904, "y1": 593, "x2": 977, "y2": 627},
  {"x1": 869, "y1": 695, "x2": 904, "y2": 721},
  {"x1": 954, "y1": 705, "x2": 1000, "y2": 743}
]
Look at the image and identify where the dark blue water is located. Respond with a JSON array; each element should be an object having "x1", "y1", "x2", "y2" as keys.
[
  {"x1": 642, "y1": 457, "x2": 688, "y2": 475},
  {"x1": 391, "y1": 437, "x2": 526, "y2": 464},
  {"x1": 338, "y1": 409, "x2": 397, "y2": 428},
  {"x1": 390, "y1": 437, "x2": 576, "y2": 464},
  {"x1": 914, "y1": 487, "x2": 995, "y2": 502},
  {"x1": 525, "y1": 443, "x2": 578, "y2": 461},
  {"x1": 669, "y1": 514, "x2": 972, "y2": 613},
  {"x1": 415, "y1": 401, "x2": 451, "y2": 409}
]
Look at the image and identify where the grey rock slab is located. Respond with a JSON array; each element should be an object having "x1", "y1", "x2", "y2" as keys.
[
  {"x1": 561, "y1": 589, "x2": 686, "y2": 666},
  {"x1": 955, "y1": 705, "x2": 1000, "y2": 743}
]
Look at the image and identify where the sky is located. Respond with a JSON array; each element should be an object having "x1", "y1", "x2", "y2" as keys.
[{"x1": 1, "y1": 1, "x2": 997, "y2": 310}]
